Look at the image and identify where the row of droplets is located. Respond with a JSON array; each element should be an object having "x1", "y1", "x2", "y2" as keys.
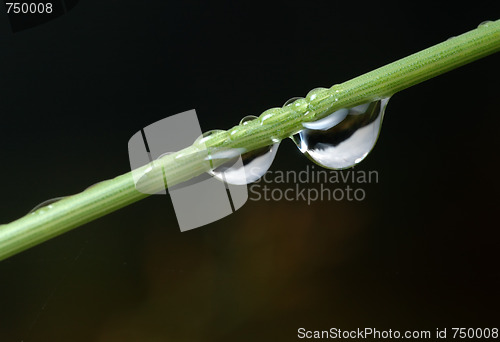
[
  {"x1": 194, "y1": 18, "x2": 494, "y2": 174},
  {"x1": 197, "y1": 87, "x2": 391, "y2": 185},
  {"x1": 29, "y1": 20, "x2": 495, "y2": 211},
  {"x1": 28, "y1": 92, "x2": 390, "y2": 213}
]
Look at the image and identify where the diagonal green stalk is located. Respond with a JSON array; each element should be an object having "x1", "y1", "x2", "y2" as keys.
[{"x1": 1, "y1": 20, "x2": 499, "y2": 261}]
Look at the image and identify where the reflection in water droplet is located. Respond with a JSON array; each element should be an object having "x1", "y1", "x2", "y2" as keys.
[
  {"x1": 205, "y1": 147, "x2": 247, "y2": 163},
  {"x1": 209, "y1": 144, "x2": 279, "y2": 185},
  {"x1": 302, "y1": 108, "x2": 349, "y2": 130},
  {"x1": 205, "y1": 116, "x2": 280, "y2": 185},
  {"x1": 292, "y1": 98, "x2": 390, "y2": 169}
]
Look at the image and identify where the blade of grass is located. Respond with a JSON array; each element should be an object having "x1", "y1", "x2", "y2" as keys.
[{"x1": 1, "y1": 20, "x2": 499, "y2": 261}]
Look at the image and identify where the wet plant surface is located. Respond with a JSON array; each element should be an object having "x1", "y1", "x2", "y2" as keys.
[{"x1": 0, "y1": 1, "x2": 499, "y2": 341}]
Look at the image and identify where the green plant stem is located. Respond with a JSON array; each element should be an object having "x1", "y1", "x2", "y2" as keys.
[{"x1": 1, "y1": 20, "x2": 499, "y2": 261}]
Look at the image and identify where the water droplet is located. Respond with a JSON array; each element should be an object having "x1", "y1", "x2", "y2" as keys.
[
  {"x1": 194, "y1": 129, "x2": 229, "y2": 146},
  {"x1": 283, "y1": 97, "x2": 303, "y2": 107},
  {"x1": 194, "y1": 130, "x2": 228, "y2": 170},
  {"x1": 478, "y1": 20, "x2": 492, "y2": 28},
  {"x1": 283, "y1": 97, "x2": 308, "y2": 115},
  {"x1": 205, "y1": 147, "x2": 247, "y2": 162},
  {"x1": 157, "y1": 152, "x2": 173, "y2": 160},
  {"x1": 29, "y1": 180, "x2": 114, "y2": 214},
  {"x1": 259, "y1": 107, "x2": 283, "y2": 125},
  {"x1": 329, "y1": 84, "x2": 342, "y2": 98},
  {"x1": 307, "y1": 86, "x2": 344, "y2": 115},
  {"x1": 302, "y1": 108, "x2": 349, "y2": 130},
  {"x1": 207, "y1": 116, "x2": 280, "y2": 184},
  {"x1": 85, "y1": 181, "x2": 106, "y2": 190},
  {"x1": 175, "y1": 152, "x2": 188, "y2": 159},
  {"x1": 292, "y1": 98, "x2": 390, "y2": 169},
  {"x1": 240, "y1": 115, "x2": 258, "y2": 125},
  {"x1": 29, "y1": 197, "x2": 66, "y2": 213},
  {"x1": 209, "y1": 143, "x2": 280, "y2": 185},
  {"x1": 306, "y1": 87, "x2": 328, "y2": 102}
]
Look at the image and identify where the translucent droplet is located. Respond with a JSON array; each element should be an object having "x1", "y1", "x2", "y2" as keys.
[
  {"x1": 28, "y1": 180, "x2": 113, "y2": 214},
  {"x1": 283, "y1": 97, "x2": 308, "y2": 115},
  {"x1": 240, "y1": 115, "x2": 258, "y2": 125},
  {"x1": 29, "y1": 197, "x2": 66, "y2": 213},
  {"x1": 478, "y1": 20, "x2": 492, "y2": 28},
  {"x1": 306, "y1": 87, "x2": 328, "y2": 102},
  {"x1": 259, "y1": 107, "x2": 281, "y2": 124},
  {"x1": 206, "y1": 116, "x2": 280, "y2": 185},
  {"x1": 283, "y1": 97, "x2": 303, "y2": 107},
  {"x1": 194, "y1": 129, "x2": 229, "y2": 146},
  {"x1": 85, "y1": 181, "x2": 106, "y2": 190},
  {"x1": 292, "y1": 98, "x2": 390, "y2": 169},
  {"x1": 209, "y1": 144, "x2": 279, "y2": 185},
  {"x1": 329, "y1": 84, "x2": 342, "y2": 100}
]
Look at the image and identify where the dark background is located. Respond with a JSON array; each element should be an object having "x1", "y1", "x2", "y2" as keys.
[{"x1": 1, "y1": 1, "x2": 499, "y2": 341}]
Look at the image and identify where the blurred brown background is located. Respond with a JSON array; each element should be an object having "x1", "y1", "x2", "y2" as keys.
[{"x1": 1, "y1": 0, "x2": 499, "y2": 341}]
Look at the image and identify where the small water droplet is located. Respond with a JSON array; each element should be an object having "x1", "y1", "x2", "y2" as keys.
[
  {"x1": 259, "y1": 107, "x2": 283, "y2": 125},
  {"x1": 283, "y1": 97, "x2": 308, "y2": 115},
  {"x1": 306, "y1": 87, "x2": 329, "y2": 102},
  {"x1": 29, "y1": 197, "x2": 66, "y2": 214},
  {"x1": 194, "y1": 129, "x2": 229, "y2": 146},
  {"x1": 478, "y1": 20, "x2": 492, "y2": 28},
  {"x1": 207, "y1": 116, "x2": 280, "y2": 184},
  {"x1": 283, "y1": 97, "x2": 303, "y2": 107},
  {"x1": 85, "y1": 181, "x2": 106, "y2": 190},
  {"x1": 175, "y1": 152, "x2": 188, "y2": 159},
  {"x1": 240, "y1": 115, "x2": 258, "y2": 125},
  {"x1": 329, "y1": 84, "x2": 342, "y2": 97},
  {"x1": 194, "y1": 130, "x2": 228, "y2": 170},
  {"x1": 292, "y1": 98, "x2": 390, "y2": 169}
]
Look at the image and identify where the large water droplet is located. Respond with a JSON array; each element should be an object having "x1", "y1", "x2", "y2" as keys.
[
  {"x1": 206, "y1": 116, "x2": 280, "y2": 185},
  {"x1": 292, "y1": 98, "x2": 390, "y2": 169}
]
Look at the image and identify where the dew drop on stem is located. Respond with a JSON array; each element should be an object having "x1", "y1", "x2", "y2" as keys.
[
  {"x1": 291, "y1": 97, "x2": 391, "y2": 169},
  {"x1": 204, "y1": 116, "x2": 280, "y2": 185}
]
